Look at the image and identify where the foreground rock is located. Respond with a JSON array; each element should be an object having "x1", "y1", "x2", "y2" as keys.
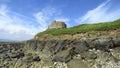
[
  {"x1": 0, "y1": 33, "x2": 120, "y2": 68},
  {"x1": 67, "y1": 59, "x2": 89, "y2": 68}
]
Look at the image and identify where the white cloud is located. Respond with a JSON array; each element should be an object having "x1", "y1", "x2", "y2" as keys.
[
  {"x1": 0, "y1": 5, "x2": 70, "y2": 41},
  {"x1": 34, "y1": 6, "x2": 70, "y2": 29},
  {"x1": 0, "y1": 5, "x2": 8, "y2": 16},
  {"x1": 0, "y1": 5, "x2": 39, "y2": 41},
  {"x1": 76, "y1": 0, "x2": 120, "y2": 24},
  {"x1": 34, "y1": 6, "x2": 71, "y2": 27}
]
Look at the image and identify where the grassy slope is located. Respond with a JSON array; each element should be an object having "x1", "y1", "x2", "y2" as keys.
[{"x1": 37, "y1": 19, "x2": 120, "y2": 36}]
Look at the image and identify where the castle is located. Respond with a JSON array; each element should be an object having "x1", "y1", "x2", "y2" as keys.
[{"x1": 48, "y1": 20, "x2": 67, "y2": 29}]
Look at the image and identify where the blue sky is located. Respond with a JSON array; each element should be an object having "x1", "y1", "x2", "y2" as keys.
[{"x1": 0, "y1": 0, "x2": 120, "y2": 40}]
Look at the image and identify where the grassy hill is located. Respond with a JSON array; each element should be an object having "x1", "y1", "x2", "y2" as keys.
[{"x1": 37, "y1": 19, "x2": 120, "y2": 36}]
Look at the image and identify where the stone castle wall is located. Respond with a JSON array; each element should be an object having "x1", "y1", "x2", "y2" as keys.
[{"x1": 48, "y1": 20, "x2": 67, "y2": 29}]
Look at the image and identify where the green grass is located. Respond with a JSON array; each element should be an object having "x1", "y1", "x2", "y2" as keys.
[{"x1": 37, "y1": 19, "x2": 120, "y2": 36}]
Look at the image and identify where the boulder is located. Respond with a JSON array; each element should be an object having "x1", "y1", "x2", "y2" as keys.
[
  {"x1": 110, "y1": 47, "x2": 120, "y2": 60},
  {"x1": 52, "y1": 47, "x2": 74, "y2": 62},
  {"x1": 23, "y1": 53, "x2": 40, "y2": 63},
  {"x1": 67, "y1": 59, "x2": 89, "y2": 68},
  {"x1": 72, "y1": 40, "x2": 89, "y2": 53},
  {"x1": 10, "y1": 52, "x2": 24, "y2": 59}
]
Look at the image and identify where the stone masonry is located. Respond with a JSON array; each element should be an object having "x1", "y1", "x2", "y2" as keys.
[{"x1": 48, "y1": 20, "x2": 67, "y2": 29}]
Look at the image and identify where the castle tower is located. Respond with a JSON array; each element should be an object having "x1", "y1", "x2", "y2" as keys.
[{"x1": 48, "y1": 20, "x2": 67, "y2": 29}]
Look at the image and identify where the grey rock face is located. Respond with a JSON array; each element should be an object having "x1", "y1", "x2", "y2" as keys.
[
  {"x1": 52, "y1": 47, "x2": 74, "y2": 62},
  {"x1": 0, "y1": 35, "x2": 120, "y2": 68}
]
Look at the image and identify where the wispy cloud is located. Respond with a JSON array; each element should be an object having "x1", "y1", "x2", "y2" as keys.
[
  {"x1": 0, "y1": 5, "x2": 39, "y2": 40},
  {"x1": 0, "y1": 5, "x2": 69, "y2": 40},
  {"x1": 76, "y1": 0, "x2": 120, "y2": 24},
  {"x1": 34, "y1": 6, "x2": 60, "y2": 31},
  {"x1": 34, "y1": 6, "x2": 70, "y2": 29}
]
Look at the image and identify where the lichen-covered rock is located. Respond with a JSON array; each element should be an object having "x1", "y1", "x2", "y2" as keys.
[{"x1": 67, "y1": 59, "x2": 89, "y2": 68}]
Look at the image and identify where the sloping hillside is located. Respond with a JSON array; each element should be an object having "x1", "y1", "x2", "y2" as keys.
[{"x1": 37, "y1": 19, "x2": 120, "y2": 36}]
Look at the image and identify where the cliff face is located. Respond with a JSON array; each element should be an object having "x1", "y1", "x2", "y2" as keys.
[
  {"x1": 0, "y1": 30, "x2": 120, "y2": 68},
  {"x1": 34, "y1": 33, "x2": 120, "y2": 68}
]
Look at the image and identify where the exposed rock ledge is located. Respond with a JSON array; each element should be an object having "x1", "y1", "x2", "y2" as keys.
[
  {"x1": 0, "y1": 32, "x2": 120, "y2": 68},
  {"x1": 35, "y1": 28, "x2": 120, "y2": 41}
]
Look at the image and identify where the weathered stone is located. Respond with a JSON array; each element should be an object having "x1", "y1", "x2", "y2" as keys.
[
  {"x1": 23, "y1": 54, "x2": 40, "y2": 63},
  {"x1": 110, "y1": 47, "x2": 120, "y2": 60},
  {"x1": 72, "y1": 40, "x2": 89, "y2": 53},
  {"x1": 48, "y1": 20, "x2": 67, "y2": 29},
  {"x1": 54, "y1": 62, "x2": 68, "y2": 68},
  {"x1": 81, "y1": 51, "x2": 97, "y2": 60},
  {"x1": 52, "y1": 47, "x2": 73, "y2": 62},
  {"x1": 1, "y1": 54, "x2": 11, "y2": 61},
  {"x1": 1, "y1": 31, "x2": 120, "y2": 68},
  {"x1": 33, "y1": 56, "x2": 41, "y2": 61},
  {"x1": 0, "y1": 48, "x2": 8, "y2": 53},
  {"x1": 10, "y1": 52, "x2": 24, "y2": 58},
  {"x1": 67, "y1": 59, "x2": 89, "y2": 68}
]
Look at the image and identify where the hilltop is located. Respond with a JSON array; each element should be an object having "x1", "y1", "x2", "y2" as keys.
[
  {"x1": 35, "y1": 19, "x2": 120, "y2": 40},
  {"x1": 36, "y1": 19, "x2": 120, "y2": 36}
]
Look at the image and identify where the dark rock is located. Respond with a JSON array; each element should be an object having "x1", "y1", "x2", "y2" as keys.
[
  {"x1": 0, "y1": 48, "x2": 8, "y2": 53},
  {"x1": 37, "y1": 41, "x2": 46, "y2": 51},
  {"x1": 33, "y1": 56, "x2": 41, "y2": 61},
  {"x1": 23, "y1": 56, "x2": 33, "y2": 63},
  {"x1": 44, "y1": 40, "x2": 58, "y2": 54},
  {"x1": 113, "y1": 37, "x2": 120, "y2": 48},
  {"x1": 25, "y1": 40, "x2": 39, "y2": 51},
  {"x1": 10, "y1": 52, "x2": 24, "y2": 59},
  {"x1": 86, "y1": 36, "x2": 115, "y2": 51},
  {"x1": 54, "y1": 40, "x2": 66, "y2": 53},
  {"x1": 23, "y1": 54, "x2": 40, "y2": 63},
  {"x1": 73, "y1": 40, "x2": 89, "y2": 53},
  {"x1": 1, "y1": 54, "x2": 11, "y2": 61},
  {"x1": 52, "y1": 47, "x2": 74, "y2": 62}
]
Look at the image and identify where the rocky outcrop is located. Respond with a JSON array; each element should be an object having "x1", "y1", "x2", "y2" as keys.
[
  {"x1": 48, "y1": 20, "x2": 67, "y2": 29},
  {"x1": 35, "y1": 28, "x2": 120, "y2": 41},
  {"x1": 0, "y1": 31, "x2": 120, "y2": 68},
  {"x1": 27, "y1": 34, "x2": 120, "y2": 68},
  {"x1": 30, "y1": 31, "x2": 120, "y2": 68}
]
